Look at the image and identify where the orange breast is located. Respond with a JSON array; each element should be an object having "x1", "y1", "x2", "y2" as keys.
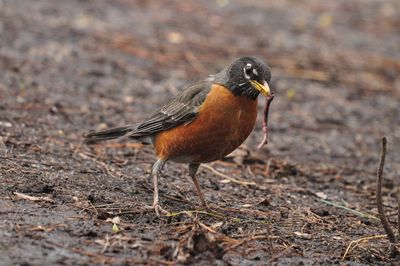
[{"x1": 154, "y1": 84, "x2": 258, "y2": 163}]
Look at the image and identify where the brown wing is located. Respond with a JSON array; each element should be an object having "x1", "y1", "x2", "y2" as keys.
[
  {"x1": 127, "y1": 80, "x2": 212, "y2": 138},
  {"x1": 84, "y1": 80, "x2": 213, "y2": 143}
]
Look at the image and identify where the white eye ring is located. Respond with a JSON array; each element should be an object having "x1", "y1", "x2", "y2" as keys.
[
  {"x1": 252, "y1": 68, "x2": 258, "y2": 76},
  {"x1": 243, "y1": 63, "x2": 252, "y2": 79}
]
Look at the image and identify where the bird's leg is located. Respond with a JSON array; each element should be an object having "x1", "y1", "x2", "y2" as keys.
[
  {"x1": 151, "y1": 159, "x2": 168, "y2": 216},
  {"x1": 188, "y1": 163, "x2": 208, "y2": 208}
]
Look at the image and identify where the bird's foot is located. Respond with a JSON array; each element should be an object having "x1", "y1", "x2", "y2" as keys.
[
  {"x1": 153, "y1": 203, "x2": 170, "y2": 216},
  {"x1": 144, "y1": 203, "x2": 170, "y2": 216}
]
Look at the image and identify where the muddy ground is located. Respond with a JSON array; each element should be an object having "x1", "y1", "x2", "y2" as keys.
[{"x1": 1, "y1": 0, "x2": 400, "y2": 265}]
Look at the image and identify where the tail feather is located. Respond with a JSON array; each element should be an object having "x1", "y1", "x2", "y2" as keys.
[{"x1": 84, "y1": 125, "x2": 135, "y2": 144}]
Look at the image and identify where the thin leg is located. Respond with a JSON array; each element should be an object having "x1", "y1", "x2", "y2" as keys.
[
  {"x1": 151, "y1": 159, "x2": 167, "y2": 215},
  {"x1": 188, "y1": 163, "x2": 208, "y2": 208}
]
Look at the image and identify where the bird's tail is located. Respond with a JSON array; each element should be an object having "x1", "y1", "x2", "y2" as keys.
[{"x1": 84, "y1": 125, "x2": 135, "y2": 144}]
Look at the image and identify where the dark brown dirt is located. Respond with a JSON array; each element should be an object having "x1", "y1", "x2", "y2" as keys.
[{"x1": 1, "y1": 0, "x2": 400, "y2": 265}]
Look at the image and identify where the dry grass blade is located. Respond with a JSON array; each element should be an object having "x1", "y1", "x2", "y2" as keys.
[
  {"x1": 342, "y1": 235, "x2": 387, "y2": 260},
  {"x1": 201, "y1": 164, "x2": 257, "y2": 186},
  {"x1": 317, "y1": 198, "x2": 379, "y2": 222},
  {"x1": 376, "y1": 137, "x2": 396, "y2": 243}
]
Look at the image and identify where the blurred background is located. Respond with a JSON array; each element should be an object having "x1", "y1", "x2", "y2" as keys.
[
  {"x1": 1, "y1": 0, "x2": 400, "y2": 264},
  {"x1": 1, "y1": 0, "x2": 399, "y2": 168}
]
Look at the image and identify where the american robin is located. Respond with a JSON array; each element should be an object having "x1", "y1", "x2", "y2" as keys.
[{"x1": 85, "y1": 56, "x2": 272, "y2": 215}]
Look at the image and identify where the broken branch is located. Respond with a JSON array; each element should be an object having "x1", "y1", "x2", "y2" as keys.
[{"x1": 376, "y1": 137, "x2": 396, "y2": 243}]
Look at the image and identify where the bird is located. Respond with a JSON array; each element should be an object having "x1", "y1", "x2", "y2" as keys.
[{"x1": 85, "y1": 56, "x2": 272, "y2": 215}]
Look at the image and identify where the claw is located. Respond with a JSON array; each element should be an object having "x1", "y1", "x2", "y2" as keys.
[{"x1": 153, "y1": 203, "x2": 169, "y2": 216}]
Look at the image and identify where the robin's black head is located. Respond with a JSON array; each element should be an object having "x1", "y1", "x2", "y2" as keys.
[{"x1": 214, "y1": 56, "x2": 272, "y2": 100}]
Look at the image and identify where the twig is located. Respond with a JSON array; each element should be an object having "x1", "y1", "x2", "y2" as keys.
[
  {"x1": 162, "y1": 194, "x2": 190, "y2": 204},
  {"x1": 13, "y1": 192, "x2": 54, "y2": 203},
  {"x1": 201, "y1": 164, "x2": 258, "y2": 186},
  {"x1": 225, "y1": 235, "x2": 271, "y2": 252},
  {"x1": 88, "y1": 200, "x2": 99, "y2": 216},
  {"x1": 197, "y1": 221, "x2": 217, "y2": 234},
  {"x1": 376, "y1": 137, "x2": 396, "y2": 243},
  {"x1": 397, "y1": 190, "x2": 400, "y2": 238},
  {"x1": 342, "y1": 235, "x2": 387, "y2": 260},
  {"x1": 101, "y1": 234, "x2": 110, "y2": 254},
  {"x1": 165, "y1": 210, "x2": 225, "y2": 220}
]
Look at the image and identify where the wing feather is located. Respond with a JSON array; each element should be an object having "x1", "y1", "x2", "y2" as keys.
[{"x1": 127, "y1": 80, "x2": 212, "y2": 138}]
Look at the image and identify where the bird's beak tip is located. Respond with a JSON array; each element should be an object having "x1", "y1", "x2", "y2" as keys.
[{"x1": 251, "y1": 80, "x2": 271, "y2": 97}]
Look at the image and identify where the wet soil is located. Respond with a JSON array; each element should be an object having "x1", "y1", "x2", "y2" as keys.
[{"x1": 1, "y1": 0, "x2": 400, "y2": 265}]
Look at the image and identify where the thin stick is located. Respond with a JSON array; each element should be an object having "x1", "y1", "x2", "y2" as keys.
[
  {"x1": 225, "y1": 235, "x2": 271, "y2": 252},
  {"x1": 201, "y1": 164, "x2": 257, "y2": 186},
  {"x1": 197, "y1": 221, "x2": 217, "y2": 234},
  {"x1": 100, "y1": 234, "x2": 110, "y2": 254},
  {"x1": 13, "y1": 192, "x2": 54, "y2": 203},
  {"x1": 342, "y1": 234, "x2": 387, "y2": 260},
  {"x1": 376, "y1": 137, "x2": 396, "y2": 243},
  {"x1": 397, "y1": 189, "x2": 400, "y2": 238}
]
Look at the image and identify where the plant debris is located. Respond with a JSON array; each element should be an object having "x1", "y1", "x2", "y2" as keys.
[{"x1": 1, "y1": 0, "x2": 400, "y2": 265}]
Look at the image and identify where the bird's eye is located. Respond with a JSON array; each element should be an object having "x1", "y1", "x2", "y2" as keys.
[
  {"x1": 243, "y1": 63, "x2": 252, "y2": 79},
  {"x1": 245, "y1": 67, "x2": 252, "y2": 75}
]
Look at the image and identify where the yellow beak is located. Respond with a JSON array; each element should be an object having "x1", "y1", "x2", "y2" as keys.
[{"x1": 250, "y1": 80, "x2": 271, "y2": 97}]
